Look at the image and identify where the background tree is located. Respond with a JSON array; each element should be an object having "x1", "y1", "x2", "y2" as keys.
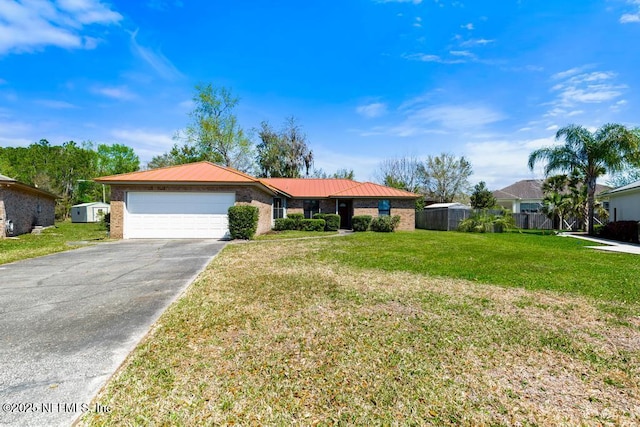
[
  {"x1": 310, "y1": 168, "x2": 355, "y2": 179},
  {"x1": 0, "y1": 139, "x2": 140, "y2": 217},
  {"x1": 418, "y1": 153, "x2": 472, "y2": 203},
  {"x1": 96, "y1": 143, "x2": 140, "y2": 176},
  {"x1": 470, "y1": 181, "x2": 496, "y2": 210},
  {"x1": 374, "y1": 156, "x2": 421, "y2": 192},
  {"x1": 156, "y1": 83, "x2": 253, "y2": 171},
  {"x1": 255, "y1": 117, "x2": 314, "y2": 178},
  {"x1": 528, "y1": 123, "x2": 640, "y2": 234}
]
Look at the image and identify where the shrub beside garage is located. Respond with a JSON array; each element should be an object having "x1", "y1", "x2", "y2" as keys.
[{"x1": 228, "y1": 205, "x2": 259, "y2": 239}]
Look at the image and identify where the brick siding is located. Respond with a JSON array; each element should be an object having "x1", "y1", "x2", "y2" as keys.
[
  {"x1": 0, "y1": 187, "x2": 56, "y2": 237},
  {"x1": 353, "y1": 198, "x2": 415, "y2": 231}
]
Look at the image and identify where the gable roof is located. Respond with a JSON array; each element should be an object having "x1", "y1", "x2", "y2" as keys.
[
  {"x1": 602, "y1": 179, "x2": 640, "y2": 196},
  {"x1": 261, "y1": 178, "x2": 419, "y2": 198},
  {"x1": 493, "y1": 179, "x2": 544, "y2": 200},
  {"x1": 494, "y1": 179, "x2": 610, "y2": 200},
  {"x1": 95, "y1": 162, "x2": 418, "y2": 199},
  {"x1": 95, "y1": 161, "x2": 259, "y2": 184}
]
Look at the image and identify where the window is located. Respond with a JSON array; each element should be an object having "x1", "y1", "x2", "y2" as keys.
[
  {"x1": 303, "y1": 200, "x2": 319, "y2": 218},
  {"x1": 273, "y1": 198, "x2": 284, "y2": 219},
  {"x1": 520, "y1": 202, "x2": 542, "y2": 213},
  {"x1": 378, "y1": 199, "x2": 390, "y2": 216}
]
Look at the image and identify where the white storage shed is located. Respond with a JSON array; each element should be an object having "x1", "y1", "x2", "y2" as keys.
[{"x1": 71, "y1": 202, "x2": 110, "y2": 223}]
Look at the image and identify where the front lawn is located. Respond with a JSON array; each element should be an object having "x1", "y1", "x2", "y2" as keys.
[
  {"x1": 0, "y1": 221, "x2": 108, "y2": 265},
  {"x1": 320, "y1": 230, "x2": 640, "y2": 304},
  {"x1": 83, "y1": 231, "x2": 640, "y2": 426}
]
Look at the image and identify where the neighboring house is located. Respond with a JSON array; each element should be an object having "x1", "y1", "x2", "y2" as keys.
[
  {"x1": 601, "y1": 180, "x2": 640, "y2": 222},
  {"x1": 95, "y1": 161, "x2": 419, "y2": 239},
  {"x1": 493, "y1": 179, "x2": 610, "y2": 213},
  {"x1": 0, "y1": 173, "x2": 57, "y2": 237},
  {"x1": 71, "y1": 202, "x2": 110, "y2": 223}
]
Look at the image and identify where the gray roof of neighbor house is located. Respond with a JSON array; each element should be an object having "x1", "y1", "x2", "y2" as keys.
[
  {"x1": 0, "y1": 173, "x2": 59, "y2": 199},
  {"x1": 602, "y1": 180, "x2": 640, "y2": 195},
  {"x1": 493, "y1": 179, "x2": 545, "y2": 200},
  {"x1": 494, "y1": 179, "x2": 610, "y2": 200}
]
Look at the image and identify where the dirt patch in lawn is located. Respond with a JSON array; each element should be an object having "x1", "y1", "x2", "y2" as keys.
[{"x1": 83, "y1": 239, "x2": 640, "y2": 426}]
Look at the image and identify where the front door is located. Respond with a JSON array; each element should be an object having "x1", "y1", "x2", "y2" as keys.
[{"x1": 337, "y1": 200, "x2": 353, "y2": 229}]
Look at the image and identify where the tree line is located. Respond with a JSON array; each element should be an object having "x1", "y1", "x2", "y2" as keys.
[{"x1": 0, "y1": 140, "x2": 139, "y2": 218}]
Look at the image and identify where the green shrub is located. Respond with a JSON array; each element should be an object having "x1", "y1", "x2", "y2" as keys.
[
  {"x1": 100, "y1": 212, "x2": 111, "y2": 232},
  {"x1": 300, "y1": 219, "x2": 326, "y2": 231},
  {"x1": 458, "y1": 210, "x2": 515, "y2": 233},
  {"x1": 273, "y1": 218, "x2": 296, "y2": 231},
  {"x1": 599, "y1": 221, "x2": 639, "y2": 243},
  {"x1": 352, "y1": 215, "x2": 372, "y2": 232},
  {"x1": 228, "y1": 205, "x2": 259, "y2": 239},
  {"x1": 323, "y1": 214, "x2": 341, "y2": 231},
  {"x1": 314, "y1": 213, "x2": 340, "y2": 231},
  {"x1": 287, "y1": 213, "x2": 304, "y2": 230},
  {"x1": 370, "y1": 215, "x2": 401, "y2": 232}
]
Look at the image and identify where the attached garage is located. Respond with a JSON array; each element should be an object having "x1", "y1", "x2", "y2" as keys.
[{"x1": 124, "y1": 192, "x2": 235, "y2": 239}]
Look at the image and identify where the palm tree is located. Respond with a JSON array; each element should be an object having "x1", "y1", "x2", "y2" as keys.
[
  {"x1": 541, "y1": 175, "x2": 572, "y2": 230},
  {"x1": 528, "y1": 124, "x2": 640, "y2": 235}
]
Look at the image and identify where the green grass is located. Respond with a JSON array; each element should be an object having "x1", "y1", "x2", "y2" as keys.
[
  {"x1": 82, "y1": 234, "x2": 640, "y2": 426},
  {"x1": 254, "y1": 230, "x2": 339, "y2": 240},
  {"x1": 0, "y1": 221, "x2": 108, "y2": 265},
  {"x1": 318, "y1": 230, "x2": 640, "y2": 304}
]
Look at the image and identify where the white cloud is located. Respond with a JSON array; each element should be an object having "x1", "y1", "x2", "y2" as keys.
[
  {"x1": 356, "y1": 102, "x2": 388, "y2": 118},
  {"x1": 459, "y1": 38, "x2": 495, "y2": 47},
  {"x1": 109, "y1": 128, "x2": 175, "y2": 162},
  {"x1": 403, "y1": 53, "x2": 466, "y2": 64},
  {"x1": 129, "y1": 29, "x2": 183, "y2": 80},
  {"x1": 620, "y1": 13, "x2": 640, "y2": 23},
  {"x1": 464, "y1": 136, "x2": 557, "y2": 188},
  {"x1": 407, "y1": 104, "x2": 506, "y2": 129},
  {"x1": 0, "y1": 0, "x2": 122, "y2": 55},
  {"x1": 34, "y1": 99, "x2": 77, "y2": 109},
  {"x1": 461, "y1": 23, "x2": 474, "y2": 30},
  {"x1": 375, "y1": 0, "x2": 423, "y2": 4},
  {"x1": 546, "y1": 67, "x2": 626, "y2": 118},
  {"x1": 620, "y1": 1, "x2": 640, "y2": 24},
  {"x1": 93, "y1": 86, "x2": 136, "y2": 100}
]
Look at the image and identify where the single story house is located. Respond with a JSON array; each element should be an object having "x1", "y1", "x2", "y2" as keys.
[
  {"x1": 600, "y1": 180, "x2": 640, "y2": 222},
  {"x1": 494, "y1": 179, "x2": 610, "y2": 213},
  {"x1": 71, "y1": 202, "x2": 111, "y2": 223},
  {"x1": 0, "y1": 173, "x2": 57, "y2": 237},
  {"x1": 95, "y1": 161, "x2": 419, "y2": 239}
]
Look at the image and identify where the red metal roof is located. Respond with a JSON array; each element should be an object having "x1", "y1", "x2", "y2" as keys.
[
  {"x1": 95, "y1": 161, "x2": 258, "y2": 183},
  {"x1": 95, "y1": 162, "x2": 418, "y2": 199},
  {"x1": 262, "y1": 178, "x2": 419, "y2": 198}
]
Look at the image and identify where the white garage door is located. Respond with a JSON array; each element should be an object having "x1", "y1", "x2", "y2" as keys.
[{"x1": 124, "y1": 192, "x2": 235, "y2": 239}]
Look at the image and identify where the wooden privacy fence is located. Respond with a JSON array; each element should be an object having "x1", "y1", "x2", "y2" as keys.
[
  {"x1": 415, "y1": 208, "x2": 471, "y2": 231},
  {"x1": 416, "y1": 209, "x2": 603, "y2": 231}
]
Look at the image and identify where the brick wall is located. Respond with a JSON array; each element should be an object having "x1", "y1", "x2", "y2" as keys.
[
  {"x1": 353, "y1": 198, "x2": 415, "y2": 231},
  {"x1": 285, "y1": 199, "x2": 337, "y2": 217},
  {"x1": 285, "y1": 197, "x2": 415, "y2": 231},
  {"x1": 109, "y1": 184, "x2": 274, "y2": 239},
  {"x1": 0, "y1": 187, "x2": 56, "y2": 237}
]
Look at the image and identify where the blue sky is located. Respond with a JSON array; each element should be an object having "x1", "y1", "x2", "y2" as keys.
[{"x1": 1, "y1": 0, "x2": 639, "y2": 189}]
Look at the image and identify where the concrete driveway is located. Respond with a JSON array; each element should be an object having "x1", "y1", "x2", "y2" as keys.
[{"x1": 0, "y1": 239, "x2": 226, "y2": 427}]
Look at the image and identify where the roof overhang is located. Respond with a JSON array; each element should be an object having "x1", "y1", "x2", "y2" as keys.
[
  {"x1": 0, "y1": 181, "x2": 58, "y2": 199},
  {"x1": 96, "y1": 179, "x2": 283, "y2": 197}
]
